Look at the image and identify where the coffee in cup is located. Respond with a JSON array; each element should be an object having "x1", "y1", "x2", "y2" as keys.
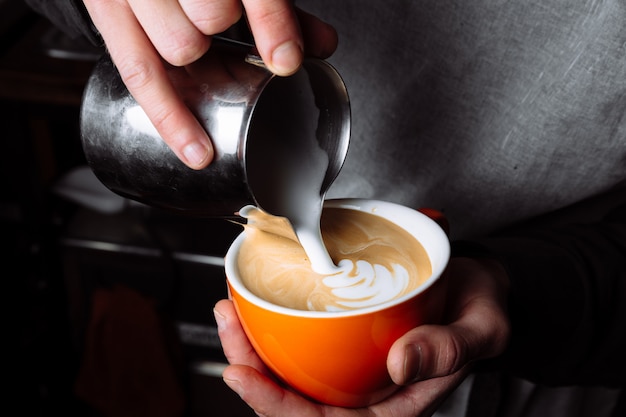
[
  {"x1": 224, "y1": 198, "x2": 449, "y2": 407},
  {"x1": 236, "y1": 204, "x2": 432, "y2": 311}
]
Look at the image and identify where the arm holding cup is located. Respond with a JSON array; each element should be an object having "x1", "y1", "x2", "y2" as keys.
[
  {"x1": 214, "y1": 256, "x2": 511, "y2": 417},
  {"x1": 214, "y1": 203, "x2": 512, "y2": 416},
  {"x1": 215, "y1": 195, "x2": 626, "y2": 415}
]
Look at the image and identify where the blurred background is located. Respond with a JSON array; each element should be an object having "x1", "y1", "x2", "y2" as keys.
[{"x1": 2, "y1": 2, "x2": 254, "y2": 415}]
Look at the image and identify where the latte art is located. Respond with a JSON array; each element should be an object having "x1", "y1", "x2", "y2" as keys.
[
  {"x1": 321, "y1": 259, "x2": 411, "y2": 311},
  {"x1": 236, "y1": 206, "x2": 431, "y2": 312}
]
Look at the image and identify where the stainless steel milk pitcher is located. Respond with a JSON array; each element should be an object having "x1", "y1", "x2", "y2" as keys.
[{"x1": 80, "y1": 38, "x2": 350, "y2": 217}]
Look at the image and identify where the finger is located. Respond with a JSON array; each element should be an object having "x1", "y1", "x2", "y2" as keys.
[
  {"x1": 222, "y1": 365, "x2": 330, "y2": 417},
  {"x1": 215, "y1": 301, "x2": 334, "y2": 416},
  {"x1": 368, "y1": 367, "x2": 470, "y2": 417},
  {"x1": 387, "y1": 262, "x2": 510, "y2": 385},
  {"x1": 214, "y1": 299, "x2": 267, "y2": 371},
  {"x1": 216, "y1": 296, "x2": 470, "y2": 416},
  {"x1": 242, "y1": 0, "x2": 304, "y2": 75},
  {"x1": 84, "y1": 0, "x2": 214, "y2": 169},
  {"x1": 388, "y1": 314, "x2": 508, "y2": 385},
  {"x1": 442, "y1": 257, "x2": 511, "y2": 361},
  {"x1": 126, "y1": 0, "x2": 210, "y2": 66},
  {"x1": 224, "y1": 363, "x2": 469, "y2": 417},
  {"x1": 179, "y1": 0, "x2": 243, "y2": 36},
  {"x1": 387, "y1": 323, "x2": 479, "y2": 386}
]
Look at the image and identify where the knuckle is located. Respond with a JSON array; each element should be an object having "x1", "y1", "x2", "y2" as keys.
[
  {"x1": 184, "y1": 0, "x2": 242, "y2": 34},
  {"x1": 441, "y1": 330, "x2": 470, "y2": 375},
  {"x1": 117, "y1": 56, "x2": 155, "y2": 91},
  {"x1": 115, "y1": 57, "x2": 179, "y2": 136},
  {"x1": 193, "y1": 12, "x2": 242, "y2": 34},
  {"x1": 251, "y1": 5, "x2": 286, "y2": 26},
  {"x1": 160, "y1": 31, "x2": 208, "y2": 66},
  {"x1": 148, "y1": 105, "x2": 178, "y2": 138}
]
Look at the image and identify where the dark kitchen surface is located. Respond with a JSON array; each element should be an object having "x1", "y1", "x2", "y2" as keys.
[{"x1": 2, "y1": 4, "x2": 255, "y2": 416}]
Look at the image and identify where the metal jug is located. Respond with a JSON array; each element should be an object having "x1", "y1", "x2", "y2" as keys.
[{"x1": 80, "y1": 39, "x2": 350, "y2": 218}]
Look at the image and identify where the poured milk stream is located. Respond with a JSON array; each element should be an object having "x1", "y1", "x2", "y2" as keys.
[
  {"x1": 240, "y1": 71, "x2": 430, "y2": 311},
  {"x1": 246, "y1": 69, "x2": 339, "y2": 274},
  {"x1": 237, "y1": 206, "x2": 431, "y2": 311},
  {"x1": 273, "y1": 78, "x2": 339, "y2": 275}
]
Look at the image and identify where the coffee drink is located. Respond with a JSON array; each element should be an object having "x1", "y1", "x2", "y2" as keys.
[{"x1": 236, "y1": 205, "x2": 432, "y2": 312}]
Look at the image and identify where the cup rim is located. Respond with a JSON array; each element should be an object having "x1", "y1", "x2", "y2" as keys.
[{"x1": 224, "y1": 198, "x2": 450, "y2": 318}]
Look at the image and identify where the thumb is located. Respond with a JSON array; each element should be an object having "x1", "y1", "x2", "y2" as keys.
[
  {"x1": 387, "y1": 323, "x2": 483, "y2": 385},
  {"x1": 387, "y1": 258, "x2": 511, "y2": 385}
]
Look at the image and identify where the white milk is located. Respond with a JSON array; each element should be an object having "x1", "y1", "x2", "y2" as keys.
[
  {"x1": 319, "y1": 260, "x2": 409, "y2": 311},
  {"x1": 282, "y1": 71, "x2": 339, "y2": 274},
  {"x1": 246, "y1": 69, "x2": 340, "y2": 274}
]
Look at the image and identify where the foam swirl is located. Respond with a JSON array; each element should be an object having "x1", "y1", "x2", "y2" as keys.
[
  {"x1": 237, "y1": 206, "x2": 431, "y2": 312},
  {"x1": 321, "y1": 259, "x2": 410, "y2": 311}
]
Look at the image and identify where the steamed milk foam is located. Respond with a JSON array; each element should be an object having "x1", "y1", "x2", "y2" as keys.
[{"x1": 237, "y1": 206, "x2": 432, "y2": 312}]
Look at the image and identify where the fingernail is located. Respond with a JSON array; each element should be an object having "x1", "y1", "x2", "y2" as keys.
[
  {"x1": 271, "y1": 41, "x2": 303, "y2": 75},
  {"x1": 403, "y1": 344, "x2": 422, "y2": 384},
  {"x1": 223, "y1": 376, "x2": 244, "y2": 398},
  {"x1": 182, "y1": 141, "x2": 209, "y2": 167},
  {"x1": 213, "y1": 308, "x2": 226, "y2": 331}
]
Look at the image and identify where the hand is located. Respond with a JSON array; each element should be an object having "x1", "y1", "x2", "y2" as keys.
[
  {"x1": 82, "y1": 0, "x2": 338, "y2": 169},
  {"x1": 214, "y1": 257, "x2": 511, "y2": 416}
]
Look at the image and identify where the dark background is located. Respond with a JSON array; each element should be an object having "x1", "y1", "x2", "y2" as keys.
[{"x1": 2, "y1": 2, "x2": 253, "y2": 416}]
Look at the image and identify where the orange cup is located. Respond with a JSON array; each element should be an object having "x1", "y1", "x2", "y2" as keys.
[{"x1": 224, "y1": 199, "x2": 450, "y2": 407}]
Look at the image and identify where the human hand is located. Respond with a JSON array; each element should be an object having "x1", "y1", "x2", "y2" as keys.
[
  {"x1": 82, "y1": 0, "x2": 338, "y2": 169},
  {"x1": 214, "y1": 257, "x2": 510, "y2": 416}
]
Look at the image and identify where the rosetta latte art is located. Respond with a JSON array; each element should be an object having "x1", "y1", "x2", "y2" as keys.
[
  {"x1": 237, "y1": 206, "x2": 431, "y2": 312},
  {"x1": 321, "y1": 260, "x2": 411, "y2": 311}
]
